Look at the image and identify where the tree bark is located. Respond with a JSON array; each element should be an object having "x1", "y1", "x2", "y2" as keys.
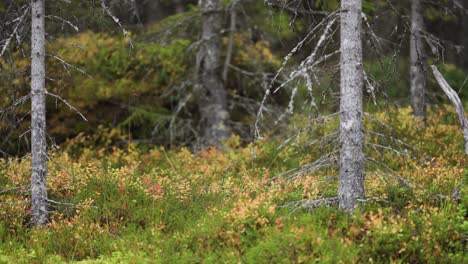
[
  {"x1": 222, "y1": 5, "x2": 236, "y2": 82},
  {"x1": 410, "y1": 0, "x2": 426, "y2": 118},
  {"x1": 31, "y1": 0, "x2": 48, "y2": 226},
  {"x1": 463, "y1": 0, "x2": 468, "y2": 71},
  {"x1": 196, "y1": 0, "x2": 231, "y2": 148},
  {"x1": 338, "y1": 0, "x2": 365, "y2": 212}
]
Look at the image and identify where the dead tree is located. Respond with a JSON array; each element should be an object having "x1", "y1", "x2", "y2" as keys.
[
  {"x1": 410, "y1": 0, "x2": 426, "y2": 118},
  {"x1": 253, "y1": 1, "x2": 427, "y2": 213},
  {"x1": 196, "y1": 0, "x2": 231, "y2": 148},
  {"x1": 31, "y1": 0, "x2": 49, "y2": 226},
  {"x1": 338, "y1": 0, "x2": 365, "y2": 212}
]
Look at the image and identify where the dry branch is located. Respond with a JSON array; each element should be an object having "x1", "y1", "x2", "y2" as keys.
[
  {"x1": 45, "y1": 91, "x2": 88, "y2": 122},
  {"x1": 101, "y1": 0, "x2": 134, "y2": 48},
  {"x1": 47, "y1": 199, "x2": 99, "y2": 209},
  {"x1": 0, "y1": 4, "x2": 31, "y2": 57},
  {"x1": 0, "y1": 186, "x2": 26, "y2": 195},
  {"x1": 430, "y1": 65, "x2": 468, "y2": 155},
  {"x1": 278, "y1": 197, "x2": 339, "y2": 213}
]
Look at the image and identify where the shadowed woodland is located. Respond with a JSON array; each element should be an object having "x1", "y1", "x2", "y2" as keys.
[{"x1": 0, "y1": 0, "x2": 467, "y2": 262}]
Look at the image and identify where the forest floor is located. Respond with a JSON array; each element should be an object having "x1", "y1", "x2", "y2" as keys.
[{"x1": 0, "y1": 107, "x2": 466, "y2": 263}]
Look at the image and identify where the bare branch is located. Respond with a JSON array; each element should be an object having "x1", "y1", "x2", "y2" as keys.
[
  {"x1": 47, "y1": 199, "x2": 98, "y2": 209},
  {"x1": 366, "y1": 157, "x2": 412, "y2": 188},
  {"x1": 100, "y1": 0, "x2": 134, "y2": 48},
  {"x1": 0, "y1": 186, "x2": 27, "y2": 195},
  {"x1": 45, "y1": 91, "x2": 88, "y2": 122},
  {"x1": 278, "y1": 197, "x2": 339, "y2": 213},
  {"x1": 430, "y1": 65, "x2": 468, "y2": 155},
  {"x1": 50, "y1": 55, "x2": 92, "y2": 77},
  {"x1": 0, "y1": 95, "x2": 31, "y2": 117},
  {"x1": 0, "y1": 4, "x2": 31, "y2": 57},
  {"x1": 277, "y1": 112, "x2": 340, "y2": 150},
  {"x1": 46, "y1": 15, "x2": 79, "y2": 32}
]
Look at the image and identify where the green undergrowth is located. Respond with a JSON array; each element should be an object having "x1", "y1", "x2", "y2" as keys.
[
  {"x1": 0, "y1": 15, "x2": 281, "y2": 153},
  {"x1": 0, "y1": 107, "x2": 466, "y2": 263}
]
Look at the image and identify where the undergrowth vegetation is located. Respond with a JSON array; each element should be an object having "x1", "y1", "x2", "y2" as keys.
[
  {"x1": 0, "y1": 26, "x2": 281, "y2": 153},
  {"x1": 0, "y1": 107, "x2": 466, "y2": 263}
]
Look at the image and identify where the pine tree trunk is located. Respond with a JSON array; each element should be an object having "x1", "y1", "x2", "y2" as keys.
[
  {"x1": 31, "y1": 0, "x2": 48, "y2": 226},
  {"x1": 410, "y1": 0, "x2": 426, "y2": 118},
  {"x1": 338, "y1": 0, "x2": 365, "y2": 212},
  {"x1": 196, "y1": 0, "x2": 230, "y2": 148}
]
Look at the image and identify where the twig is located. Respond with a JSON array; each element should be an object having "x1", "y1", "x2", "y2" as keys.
[
  {"x1": 47, "y1": 199, "x2": 98, "y2": 209},
  {"x1": 45, "y1": 91, "x2": 88, "y2": 122},
  {"x1": 0, "y1": 94, "x2": 31, "y2": 117},
  {"x1": 366, "y1": 142, "x2": 415, "y2": 160},
  {"x1": 0, "y1": 4, "x2": 30, "y2": 57},
  {"x1": 0, "y1": 185, "x2": 26, "y2": 195},
  {"x1": 357, "y1": 197, "x2": 389, "y2": 204},
  {"x1": 269, "y1": 150, "x2": 338, "y2": 181},
  {"x1": 278, "y1": 197, "x2": 339, "y2": 213},
  {"x1": 101, "y1": 0, "x2": 134, "y2": 49},
  {"x1": 51, "y1": 55, "x2": 92, "y2": 77},
  {"x1": 45, "y1": 15, "x2": 79, "y2": 32},
  {"x1": 277, "y1": 112, "x2": 340, "y2": 150},
  {"x1": 366, "y1": 130, "x2": 421, "y2": 155},
  {"x1": 366, "y1": 157, "x2": 412, "y2": 189}
]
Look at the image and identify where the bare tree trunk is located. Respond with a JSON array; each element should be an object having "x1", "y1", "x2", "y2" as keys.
[
  {"x1": 463, "y1": 0, "x2": 468, "y2": 71},
  {"x1": 338, "y1": 0, "x2": 365, "y2": 212},
  {"x1": 196, "y1": 0, "x2": 230, "y2": 148},
  {"x1": 410, "y1": 0, "x2": 426, "y2": 118},
  {"x1": 222, "y1": 4, "x2": 236, "y2": 82},
  {"x1": 31, "y1": 0, "x2": 48, "y2": 226}
]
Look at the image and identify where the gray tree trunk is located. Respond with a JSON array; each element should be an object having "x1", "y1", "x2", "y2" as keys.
[
  {"x1": 410, "y1": 0, "x2": 426, "y2": 118},
  {"x1": 196, "y1": 0, "x2": 230, "y2": 147},
  {"x1": 31, "y1": 0, "x2": 48, "y2": 226},
  {"x1": 338, "y1": 0, "x2": 365, "y2": 212},
  {"x1": 222, "y1": 6, "x2": 236, "y2": 82},
  {"x1": 463, "y1": 0, "x2": 468, "y2": 71}
]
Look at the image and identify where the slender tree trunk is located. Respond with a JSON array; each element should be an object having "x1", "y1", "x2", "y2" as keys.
[
  {"x1": 338, "y1": 0, "x2": 365, "y2": 212},
  {"x1": 222, "y1": 5, "x2": 236, "y2": 82},
  {"x1": 31, "y1": 0, "x2": 48, "y2": 226},
  {"x1": 410, "y1": 0, "x2": 426, "y2": 118},
  {"x1": 463, "y1": 0, "x2": 468, "y2": 71},
  {"x1": 196, "y1": 0, "x2": 230, "y2": 147}
]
